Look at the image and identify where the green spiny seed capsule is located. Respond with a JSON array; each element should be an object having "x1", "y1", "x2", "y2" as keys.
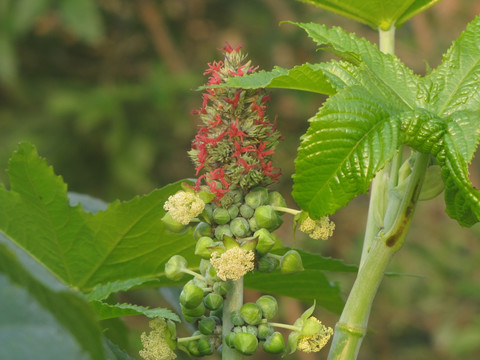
[
  {"x1": 164, "y1": 255, "x2": 187, "y2": 281},
  {"x1": 240, "y1": 302, "x2": 263, "y2": 325},
  {"x1": 187, "y1": 339, "x2": 201, "y2": 356},
  {"x1": 161, "y1": 212, "x2": 188, "y2": 233},
  {"x1": 257, "y1": 254, "x2": 280, "y2": 273},
  {"x1": 193, "y1": 222, "x2": 212, "y2": 240},
  {"x1": 195, "y1": 236, "x2": 215, "y2": 259},
  {"x1": 213, "y1": 280, "x2": 231, "y2": 296},
  {"x1": 230, "y1": 217, "x2": 251, "y2": 238},
  {"x1": 257, "y1": 323, "x2": 274, "y2": 340},
  {"x1": 280, "y1": 250, "x2": 304, "y2": 274},
  {"x1": 180, "y1": 283, "x2": 204, "y2": 309},
  {"x1": 254, "y1": 228, "x2": 276, "y2": 255},
  {"x1": 198, "y1": 316, "x2": 217, "y2": 335},
  {"x1": 204, "y1": 293, "x2": 223, "y2": 310},
  {"x1": 240, "y1": 204, "x2": 255, "y2": 218},
  {"x1": 245, "y1": 187, "x2": 269, "y2": 209},
  {"x1": 268, "y1": 191, "x2": 287, "y2": 210},
  {"x1": 198, "y1": 337, "x2": 214, "y2": 356},
  {"x1": 256, "y1": 295, "x2": 278, "y2": 319},
  {"x1": 225, "y1": 332, "x2": 236, "y2": 348},
  {"x1": 263, "y1": 332, "x2": 285, "y2": 354},
  {"x1": 214, "y1": 224, "x2": 233, "y2": 241},
  {"x1": 231, "y1": 310, "x2": 245, "y2": 326},
  {"x1": 213, "y1": 207, "x2": 231, "y2": 225},
  {"x1": 254, "y1": 205, "x2": 283, "y2": 231},
  {"x1": 228, "y1": 205, "x2": 240, "y2": 219},
  {"x1": 181, "y1": 302, "x2": 206, "y2": 317},
  {"x1": 233, "y1": 332, "x2": 258, "y2": 355}
]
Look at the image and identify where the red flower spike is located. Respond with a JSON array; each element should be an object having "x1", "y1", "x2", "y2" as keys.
[
  {"x1": 224, "y1": 90, "x2": 243, "y2": 109},
  {"x1": 224, "y1": 42, "x2": 242, "y2": 53}
]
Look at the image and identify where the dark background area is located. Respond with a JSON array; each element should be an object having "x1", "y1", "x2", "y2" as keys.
[{"x1": 1, "y1": 0, "x2": 480, "y2": 359}]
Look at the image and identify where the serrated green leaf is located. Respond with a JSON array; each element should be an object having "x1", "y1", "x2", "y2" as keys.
[
  {"x1": 90, "y1": 301, "x2": 180, "y2": 321},
  {"x1": 0, "y1": 142, "x2": 198, "y2": 292},
  {"x1": 87, "y1": 278, "x2": 158, "y2": 301},
  {"x1": 68, "y1": 191, "x2": 108, "y2": 214},
  {"x1": 222, "y1": 63, "x2": 335, "y2": 95},
  {"x1": 298, "y1": 0, "x2": 440, "y2": 30},
  {"x1": 293, "y1": 86, "x2": 402, "y2": 218}
]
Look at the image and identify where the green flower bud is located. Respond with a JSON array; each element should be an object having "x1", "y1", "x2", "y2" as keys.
[
  {"x1": 233, "y1": 332, "x2": 258, "y2": 355},
  {"x1": 181, "y1": 302, "x2": 206, "y2": 317},
  {"x1": 256, "y1": 295, "x2": 278, "y2": 319},
  {"x1": 182, "y1": 314, "x2": 199, "y2": 323},
  {"x1": 254, "y1": 205, "x2": 283, "y2": 231},
  {"x1": 268, "y1": 191, "x2": 287, "y2": 210},
  {"x1": 193, "y1": 222, "x2": 212, "y2": 240},
  {"x1": 245, "y1": 325, "x2": 258, "y2": 337},
  {"x1": 161, "y1": 212, "x2": 188, "y2": 233},
  {"x1": 240, "y1": 238, "x2": 258, "y2": 252},
  {"x1": 248, "y1": 217, "x2": 260, "y2": 232},
  {"x1": 210, "y1": 307, "x2": 223, "y2": 319},
  {"x1": 213, "y1": 280, "x2": 231, "y2": 296},
  {"x1": 254, "y1": 228, "x2": 275, "y2": 255},
  {"x1": 240, "y1": 204, "x2": 255, "y2": 218},
  {"x1": 257, "y1": 323, "x2": 274, "y2": 340},
  {"x1": 225, "y1": 332, "x2": 236, "y2": 348},
  {"x1": 257, "y1": 254, "x2": 280, "y2": 273},
  {"x1": 302, "y1": 317, "x2": 325, "y2": 336},
  {"x1": 263, "y1": 332, "x2": 285, "y2": 354},
  {"x1": 203, "y1": 203, "x2": 214, "y2": 222},
  {"x1": 231, "y1": 310, "x2": 245, "y2": 326},
  {"x1": 240, "y1": 302, "x2": 263, "y2": 325},
  {"x1": 230, "y1": 217, "x2": 251, "y2": 237},
  {"x1": 245, "y1": 187, "x2": 268, "y2": 209},
  {"x1": 198, "y1": 317, "x2": 217, "y2": 335},
  {"x1": 230, "y1": 188, "x2": 244, "y2": 204},
  {"x1": 187, "y1": 339, "x2": 201, "y2": 356},
  {"x1": 192, "y1": 276, "x2": 207, "y2": 289},
  {"x1": 180, "y1": 283, "x2": 204, "y2": 309},
  {"x1": 195, "y1": 236, "x2": 215, "y2": 259},
  {"x1": 204, "y1": 293, "x2": 223, "y2": 310},
  {"x1": 213, "y1": 207, "x2": 231, "y2": 225},
  {"x1": 164, "y1": 255, "x2": 187, "y2": 281},
  {"x1": 228, "y1": 205, "x2": 240, "y2": 219},
  {"x1": 215, "y1": 224, "x2": 233, "y2": 241},
  {"x1": 280, "y1": 250, "x2": 304, "y2": 275},
  {"x1": 198, "y1": 337, "x2": 214, "y2": 356}
]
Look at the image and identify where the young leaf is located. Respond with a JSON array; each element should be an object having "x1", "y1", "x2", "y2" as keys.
[
  {"x1": 86, "y1": 278, "x2": 158, "y2": 302},
  {"x1": 89, "y1": 301, "x2": 180, "y2": 321},
  {"x1": 293, "y1": 86, "x2": 402, "y2": 218}
]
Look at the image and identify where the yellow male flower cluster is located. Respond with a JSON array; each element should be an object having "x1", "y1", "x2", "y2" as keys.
[
  {"x1": 163, "y1": 191, "x2": 205, "y2": 225},
  {"x1": 140, "y1": 319, "x2": 177, "y2": 360},
  {"x1": 297, "y1": 317, "x2": 334, "y2": 353},
  {"x1": 299, "y1": 216, "x2": 335, "y2": 240},
  {"x1": 210, "y1": 247, "x2": 255, "y2": 281}
]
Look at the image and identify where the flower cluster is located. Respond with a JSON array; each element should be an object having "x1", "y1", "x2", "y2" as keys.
[
  {"x1": 163, "y1": 191, "x2": 205, "y2": 225},
  {"x1": 140, "y1": 319, "x2": 177, "y2": 360},
  {"x1": 189, "y1": 44, "x2": 282, "y2": 203},
  {"x1": 299, "y1": 215, "x2": 335, "y2": 240},
  {"x1": 296, "y1": 317, "x2": 334, "y2": 353},
  {"x1": 210, "y1": 246, "x2": 255, "y2": 281}
]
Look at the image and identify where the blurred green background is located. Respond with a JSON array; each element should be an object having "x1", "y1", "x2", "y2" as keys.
[{"x1": 1, "y1": 0, "x2": 480, "y2": 359}]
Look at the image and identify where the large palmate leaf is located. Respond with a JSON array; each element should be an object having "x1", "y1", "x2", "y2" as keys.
[
  {"x1": 293, "y1": 85, "x2": 402, "y2": 218},
  {"x1": 299, "y1": 0, "x2": 441, "y2": 30},
  {"x1": 0, "y1": 142, "x2": 198, "y2": 292}
]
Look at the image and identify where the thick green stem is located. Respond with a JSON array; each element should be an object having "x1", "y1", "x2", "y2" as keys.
[{"x1": 222, "y1": 278, "x2": 243, "y2": 360}]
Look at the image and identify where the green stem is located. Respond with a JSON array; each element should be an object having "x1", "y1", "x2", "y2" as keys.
[
  {"x1": 268, "y1": 322, "x2": 300, "y2": 332},
  {"x1": 181, "y1": 268, "x2": 206, "y2": 281},
  {"x1": 177, "y1": 334, "x2": 206, "y2": 343},
  {"x1": 222, "y1": 278, "x2": 244, "y2": 360},
  {"x1": 272, "y1": 206, "x2": 300, "y2": 215}
]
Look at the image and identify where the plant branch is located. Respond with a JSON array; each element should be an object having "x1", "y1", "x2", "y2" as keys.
[{"x1": 222, "y1": 278, "x2": 244, "y2": 359}]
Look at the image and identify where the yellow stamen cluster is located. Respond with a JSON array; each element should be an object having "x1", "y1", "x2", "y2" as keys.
[
  {"x1": 210, "y1": 247, "x2": 255, "y2": 281},
  {"x1": 139, "y1": 319, "x2": 176, "y2": 360},
  {"x1": 163, "y1": 191, "x2": 205, "y2": 225},
  {"x1": 299, "y1": 216, "x2": 335, "y2": 240},
  {"x1": 297, "y1": 317, "x2": 333, "y2": 353}
]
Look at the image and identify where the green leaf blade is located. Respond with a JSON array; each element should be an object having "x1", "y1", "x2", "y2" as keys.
[{"x1": 90, "y1": 301, "x2": 180, "y2": 321}]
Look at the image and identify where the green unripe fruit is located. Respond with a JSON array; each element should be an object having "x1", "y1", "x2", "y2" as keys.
[
  {"x1": 263, "y1": 332, "x2": 285, "y2": 354},
  {"x1": 213, "y1": 280, "x2": 231, "y2": 296},
  {"x1": 181, "y1": 302, "x2": 206, "y2": 317},
  {"x1": 210, "y1": 307, "x2": 223, "y2": 319},
  {"x1": 257, "y1": 323, "x2": 274, "y2": 340},
  {"x1": 233, "y1": 332, "x2": 258, "y2": 355},
  {"x1": 161, "y1": 212, "x2": 187, "y2": 233},
  {"x1": 257, "y1": 254, "x2": 280, "y2": 273},
  {"x1": 195, "y1": 236, "x2": 215, "y2": 259},
  {"x1": 164, "y1": 255, "x2": 187, "y2": 281},
  {"x1": 193, "y1": 222, "x2": 212, "y2": 240},
  {"x1": 245, "y1": 325, "x2": 258, "y2": 337},
  {"x1": 204, "y1": 293, "x2": 223, "y2": 310},
  {"x1": 280, "y1": 250, "x2": 304, "y2": 274},
  {"x1": 254, "y1": 228, "x2": 276, "y2": 255},
  {"x1": 198, "y1": 317, "x2": 217, "y2": 335},
  {"x1": 198, "y1": 337, "x2": 214, "y2": 356},
  {"x1": 256, "y1": 295, "x2": 278, "y2": 319},
  {"x1": 248, "y1": 217, "x2": 260, "y2": 232},
  {"x1": 240, "y1": 204, "x2": 255, "y2": 218},
  {"x1": 203, "y1": 203, "x2": 214, "y2": 222},
  {"x1": 180, "y1": 283, "x2": 204, "y2": 309},
  {"x1": 254, "y1": 205, "x2": 283, "y2": 231},
  {"x1": 240, "y1": 302, "x2": 263, "y2": 325},
  {"x1": 225, "y1": 332, "x2": 236, "y2": 348},
  {"x1": 245, "y1": 187, "x2": 268, "y2": 209},
  {"x1": 214, "y1": 224, "x2": 233, "y2": 241},
  {"x1": 182, "y1": 314, "x2": 199, "y2": 324},
  {"x1": 228, "y1": 205, "x2": 240, "y2": 219},
  {"x1": 268, "y1": 191, "x2": 287, "y2": 210},
  {"x1": 187, "y1": 340, "x2": 201, "y2": 356},
  {"x1": 231, "y1": 310, "x2": 245, "y2": 326},
  {"x1": 213, "y1": 208, "x2": 231, "y2": 225},
  {"x1": 230, "y1": 217, "x2": 251, "y2": 237}
]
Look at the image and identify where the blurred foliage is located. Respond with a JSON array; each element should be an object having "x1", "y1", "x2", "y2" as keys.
[{"x1": 1, "y1": 0, "x2": 479, "y2": 359}]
